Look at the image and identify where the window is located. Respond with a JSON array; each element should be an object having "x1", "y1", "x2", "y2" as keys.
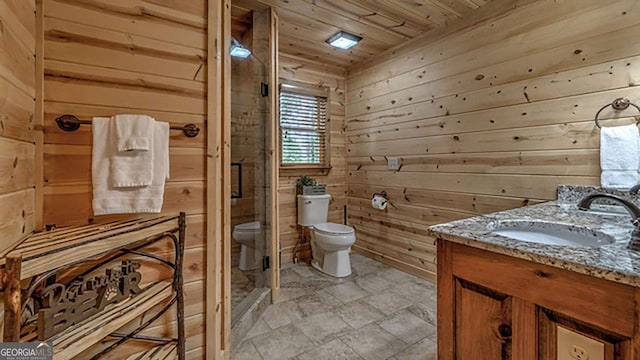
[{"x1": 279, "y1": 80, "x2": 330, "y2": 169}]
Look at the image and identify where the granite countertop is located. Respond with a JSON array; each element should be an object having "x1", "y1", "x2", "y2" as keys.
[{"x1": 428, "y1": 186, "x2": 640, "y2": 287}]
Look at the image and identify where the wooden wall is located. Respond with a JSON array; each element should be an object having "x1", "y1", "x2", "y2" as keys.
[
  {"x1": 41, "y1": 0, "x2": 207, "y2": 357},
  {"x1": 346, "y1": 0, "x2": 640, "y2": 279},
  {"x1": 0, "y1": 0, "x2": 36, "y2": 255},
  {"x1": 278, "y1": 54, "x2": 347, "y2": 262}
]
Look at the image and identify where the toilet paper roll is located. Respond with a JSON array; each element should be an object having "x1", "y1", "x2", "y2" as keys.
[{"x1": 371, "y1": 194, "x2": 388, "y2": 210}]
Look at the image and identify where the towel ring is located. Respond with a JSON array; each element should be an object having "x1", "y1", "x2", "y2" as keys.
[{"x1": 594, "y1": 98, "x2": 640, "y2": 129}]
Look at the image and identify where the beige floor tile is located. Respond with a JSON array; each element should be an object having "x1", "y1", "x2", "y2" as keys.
[
  {"x1": 407, "y1": 297, "x2": 437, "y2": 325},
  {"x1": 261, "y1": 299, "x2": 304, "y2": 329},
  {"x1": 231, "y1": 340, "x2": 263, "y2": 360},
  {"x1": 280, "y1": 267, "x2": 305, "y2": 284},
  {"x1": 379, "y1": 267, "x2": 419, "y2": 285},
  {"x1": 237, "y1": 257, "x2": 439, "y2": 360},
  {"x1": 340, "y1": 323, "x2": 408, "y2": 360},
  {"x1": 337, "y1": 299, "x2": 386, "y2": 329},
  {"x1": 275, "y1": 287, "x2": 308, "y2": 304},
  {"x1": 325, "y1": 281, "x2": 371, "y2": 303},
  {"x1": 392, "y1": 337, "x2": 437, "y2": 360},
  {"x1": 252, "y1": 325, "x2": 315, "y2": 360},
  {"x1": 350, "y1": 257, "x2": 388, "y2": 276},
  {"x1": 295, "y1": 312, "x2": 353, "y2": 345},
  {"x1": 291, "y1": 264, "x2": 322, "y2": 278},
  {"x1": 364, "y1": 291, "x2": 413, "y2": 315},
  {"x1": 390, "y1": 280, "x2": 436, "y2": 304},
  {"x1": 354, "y1": 273, "x2": 395, "y2": 293},
  {"x1": 378, "y1": 309, "x2": 436, "y2": 345},
  {"x1": 296, "y1": 339, "x2": 363, "y2": 360},
  {"x1": 245, "y1": 318, "x2": 271, "y2": 339},
  {"x1": 296, "y1": 289, "x2": 342, "y2": 317}
]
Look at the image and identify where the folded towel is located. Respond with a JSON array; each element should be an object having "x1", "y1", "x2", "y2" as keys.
[
  {"x1": 110, "y1": 119, "x2": 154, "y2": 188},
  {"x1": 114, "y1": 114, "x2": 154, "y2": 152},
  {"x1": 600, "y1": 124, "x2": 640, "y2": 188},
  {"x1": 92, "y1": 117, "x2": 170, "y2": 215}
]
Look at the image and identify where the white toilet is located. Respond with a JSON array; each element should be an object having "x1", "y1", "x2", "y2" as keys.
[
  {"x1": 233, "y1": 221, "x2": 262, "y2": 271},
  {"x1": 297, "y1": 194, "x2": 356, "y2": 277}
]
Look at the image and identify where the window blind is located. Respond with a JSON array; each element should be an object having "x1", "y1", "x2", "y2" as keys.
[{"x1": 279, "y1": 90, "x2": 328, "y2": 166}]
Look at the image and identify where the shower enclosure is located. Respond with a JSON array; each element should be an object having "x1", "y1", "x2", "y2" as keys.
[{"x1": 229, "y1": 3, "x2": 278, "y2": 329}]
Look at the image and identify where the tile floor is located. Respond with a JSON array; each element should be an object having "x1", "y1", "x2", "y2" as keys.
[
  {"x1": 231, "y1": 267, "x2": 257, "y2": 310},
  {"x1": 232, "y1": 254, "x2": 438, "y2": 360}
]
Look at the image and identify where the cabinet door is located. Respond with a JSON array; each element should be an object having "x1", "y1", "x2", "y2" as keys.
[{"x1": 455, "y1": 279, "x2": 513, "y2": 359}]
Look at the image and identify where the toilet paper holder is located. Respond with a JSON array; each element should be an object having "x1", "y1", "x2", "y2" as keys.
[
  {"x1": 372, "y1": 191, "x2": 387, "y2": 199},
  {"x1": 371, "y1": 191, "x2": 389, "y2": 211}
]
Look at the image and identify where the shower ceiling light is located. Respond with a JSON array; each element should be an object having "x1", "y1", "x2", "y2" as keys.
[
  {"x1": 230, "y1": 38, "x2": 251, "y2": 58},
  {"x1": 326, "y1": 31, "x2": 362, "y2": 50}
]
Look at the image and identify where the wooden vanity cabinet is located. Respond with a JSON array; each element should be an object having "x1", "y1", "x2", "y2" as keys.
[{"x1": 437, "y1": 240, "x2": 640, "y2": 359}]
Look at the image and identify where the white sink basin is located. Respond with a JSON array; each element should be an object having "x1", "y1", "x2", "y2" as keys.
[{"x1": 487, "y1": 220, "x2": 615, "y2": 247}]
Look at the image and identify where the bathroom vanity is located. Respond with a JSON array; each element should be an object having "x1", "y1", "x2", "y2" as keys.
[{"x1": 429, "y1": 187, "x2": 640, "y2": 359}]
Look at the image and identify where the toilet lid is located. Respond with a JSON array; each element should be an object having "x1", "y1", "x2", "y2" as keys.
[
  {"x1": 314, "y1": 223, "x2": 354, "y2": 235},
  {"x1": 235, "y1": 221, "x2": 260, "y2": 231}
]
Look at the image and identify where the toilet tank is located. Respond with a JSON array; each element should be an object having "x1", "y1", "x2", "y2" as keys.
[{"x1": 297, "y1": 194, "x2": 331, "y2": 226}]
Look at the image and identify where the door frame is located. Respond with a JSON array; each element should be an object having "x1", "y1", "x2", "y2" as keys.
[
  {"x1": 207, "y1": 0, "x2": 231, "y2": 358},
  {"x1": 207, "y1": 2, "x2": 279, "y2": 358}
]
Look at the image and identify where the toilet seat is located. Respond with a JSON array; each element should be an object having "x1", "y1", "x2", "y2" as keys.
[
  {"x1": 314, "y1": 223, "x2": 354, "y2": 235},
  {"x1": 235, "y1": 221, "x2": 260, "y2": 231}
]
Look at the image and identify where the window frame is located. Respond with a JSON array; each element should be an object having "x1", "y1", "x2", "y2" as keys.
[{"x1": 278, "y1": 79, "x2": 332, "y2": 173}]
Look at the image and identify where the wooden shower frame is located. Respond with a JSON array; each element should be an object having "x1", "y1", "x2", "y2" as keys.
[{"x1": 207, "y1": 1, "x2": 280, "y2": 358}]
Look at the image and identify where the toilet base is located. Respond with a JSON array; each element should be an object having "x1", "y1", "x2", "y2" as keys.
[
  {"x1": 239, "y1": 245, "x2": 261, "y2": 271},
  {"x1": 311, "y1": 249, "x2": 351, "y2": 278}
]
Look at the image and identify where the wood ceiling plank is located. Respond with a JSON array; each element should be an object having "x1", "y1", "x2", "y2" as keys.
[
  {"x1": 426, "y1": 0, "x2": 479, "y2": 16},
  {"x1": 275, "y1": 7, "x2": 390, "y2": 52},
  {"x1": 259, "y1": 0, "x2": 408, "y2": 45},
  {"x1": 316, "y1": 0, "x2": 424, "y2": 38},
  {"x1": 279, "y1": 34, "x2": 362, "y2": 68},
  {"x1": 280, "y1": 33, "x2": 371, "y2": 64},
  {"x1": 260, "y1": 0, "x2": 493, "y2": 69},
  {"x1": 343, "y1": 0, "x2": 436, "y2": 32},
  {"x1": 280, "y1": 53, "x2": 346, "y2": 79},
  {"x1": 279, "y1": 19, "x2": 386, "y2": 56},
  {"x1": 392, "y1": 0, "x2": 460, "y2": 25}
]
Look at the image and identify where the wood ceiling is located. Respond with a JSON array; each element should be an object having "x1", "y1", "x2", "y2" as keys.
[{"x1": 233, "y1": 0, "x2": 493, "y2": 70}]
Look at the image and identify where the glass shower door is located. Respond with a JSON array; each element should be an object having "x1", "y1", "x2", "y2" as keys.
[{"x1": 230, "y1": 6, "x2": 273, "y2": 325}]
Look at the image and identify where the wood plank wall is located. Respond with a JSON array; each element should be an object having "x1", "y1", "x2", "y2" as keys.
[
  {"x1": 41, "y1": 1, "x2": 208, "y2": 357},
  {"x1": 346, "y1": 0, "x2": 640, "y2": 279},
  {"x1": 0, "y1": 0, "x2": 36, "y2": 255},
  {"x1": 279, "y1": 54, "x2": 347, "y2": 262}
]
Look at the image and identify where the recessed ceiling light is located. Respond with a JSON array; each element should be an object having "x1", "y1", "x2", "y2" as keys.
[
  {"x1": 326, "y1": 31, "x2": 362, "y2": 50},
  {"x1": 230, "y1": 38, "x2": 251, "y2": 58}
]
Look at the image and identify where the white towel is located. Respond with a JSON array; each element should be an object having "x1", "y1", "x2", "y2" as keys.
[
  {"x1": 600, "y1": 124, "x2": 640, "y2": 189},
  {"x1": 92, "y1": 117, "x2": 170, "y2": 215},
  {"x1": 110, "y1": 118, "x2": 154, "y2": 188},
  {"x1": 114, "y1": 114, "x2": 154, "y2": 152}
]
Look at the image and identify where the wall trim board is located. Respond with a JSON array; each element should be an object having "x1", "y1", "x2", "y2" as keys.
[
  {"x1": 35, "y1": 0, "x2": 44, "y2": 230},
  {"x1": 206, "y1": 0, "x2": 230, "y2": 358}
]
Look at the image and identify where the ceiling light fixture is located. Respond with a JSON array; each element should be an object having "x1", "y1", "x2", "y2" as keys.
[
  {"x1": 230, "y1": 38, "x2": 251, "y2": 58},
  {"x1": 326, "y1": 31, "x2": 362, "y2": 50}
]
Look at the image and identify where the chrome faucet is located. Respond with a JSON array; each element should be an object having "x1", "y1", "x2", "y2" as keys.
[{"x1": 577, "y1": 193, "x2": 640, "y2": 250}]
